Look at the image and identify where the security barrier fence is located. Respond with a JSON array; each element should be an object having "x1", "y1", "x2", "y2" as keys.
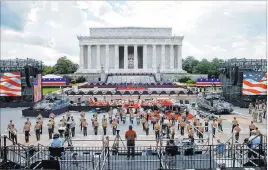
[{"x1": 0, "y1": 136, "x2": 267, "y2": 170}]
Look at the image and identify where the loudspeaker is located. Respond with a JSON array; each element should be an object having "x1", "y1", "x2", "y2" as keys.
[
  {"x1": 34, "y1": 68, "x2": 38, "y2": 78},
  {"x1": 98, "y1": 78, "x2": 101, "y2": 81},
  {"x1": 24, "y1": 67, "x2": 31, "y2": 87},
  {"x1": 238, "y1": 71, "x2": 243, "y2": 87},
  {"x1": 41, "y1": 160, "x2": 60, "y2": 170},
  {"x1": 184, "y1": 148, "x2": 194, "y2": 156},
  {"x1": 233, "y1": 66, "x2": 239, "y2": 85},
  {"x1": 225, "y1": 67, "x2": 230, "y2": 78}
]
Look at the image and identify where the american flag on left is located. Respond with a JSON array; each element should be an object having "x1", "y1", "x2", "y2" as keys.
[
  {"x1": 0, "y1": 72, "x2": 22, "y2": 96},
  {"x1": 242, "y1": 71, "x2": 267, "y2": 95}
]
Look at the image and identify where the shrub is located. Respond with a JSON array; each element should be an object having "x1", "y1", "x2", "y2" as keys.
[
  {"x1": 178, "y1": 76, "x2": 191, "y2": 83},
  {"x1": 70, "y1": 80, "x2": 76, "y2": 84},
  {"x1": 76, "y1": 76, "x2": 86, "y2": 83},
  {"x1": 186, "y1": 79, "x2": 196, "y2": 84}
]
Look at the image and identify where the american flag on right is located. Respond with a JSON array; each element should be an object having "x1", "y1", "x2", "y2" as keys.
[{"x1": 242, "y1": 71, "x2": 267, "y2": 95}]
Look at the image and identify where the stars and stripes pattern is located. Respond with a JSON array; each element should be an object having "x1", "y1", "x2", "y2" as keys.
[
  {"x1": 34, "y1": 74, "x2": 42, "y2": 102},
  {"x1": 242, "y1": 71, "x2": 267, "y2": 95},
  {"x1": 196, "y1": 78, "x2": 221, "y2": 87},
  {"x1": 42, "y1": 78, "x2": 70, "y2": 86},
  {"x1": 0, "y1": 72, "x2": 22, "y2": 96}
]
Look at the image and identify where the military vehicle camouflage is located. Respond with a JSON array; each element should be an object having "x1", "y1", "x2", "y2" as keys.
[{"x1": 196, "y1": 92, "x2": 233, "y2": 114}]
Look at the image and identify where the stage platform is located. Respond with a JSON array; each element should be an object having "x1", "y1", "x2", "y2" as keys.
[
  {"x1": 0, "y1": 102, "x2": 34, "y2": 108},
  {"x1": 21, "y1": 106, "x2": 68, "y2": 118},
  {"x1": 68, "y1": 105, "x2": 159, "y2": 112}
]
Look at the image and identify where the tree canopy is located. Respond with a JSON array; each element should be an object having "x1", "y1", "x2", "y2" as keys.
[
  {"x1": 42, "y1": 56, "x2": 78, "y2": 75},
  {"x1": 182, "y1": 56, "x2": 223, "y2": 78}
]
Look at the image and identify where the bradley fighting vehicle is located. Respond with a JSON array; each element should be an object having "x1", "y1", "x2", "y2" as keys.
[{"x1": 196, "y1": 92, "x2": 233, "y2": 114}]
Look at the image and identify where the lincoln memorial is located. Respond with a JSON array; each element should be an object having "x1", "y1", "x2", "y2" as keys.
[{"x1": 76, "y1": 27, "x2": 187, "y2": 81}]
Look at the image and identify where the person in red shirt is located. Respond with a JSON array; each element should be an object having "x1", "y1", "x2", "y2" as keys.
[{"x1": 125, "y1": 125, "x2": 137, "y2": 159}]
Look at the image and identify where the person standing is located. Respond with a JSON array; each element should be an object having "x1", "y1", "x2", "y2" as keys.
[
  {"x1": 112, "y1": 119, "x2": 118, "y2": 135},
  {"x1": 151, "y1": 116, "x2": 156, "y2": 130},
  {"x1": 263, "y1": 103, "x2": 267, "y2": 119},
  {"x1": 71, "y1": 116, "x2": 76, "y2": 137},
  {"x1": 142, "y1": 117, "x2": 146, "y2": 131},
  {"x1": 80, "y1": 112, "x2": 85, "y2": 130},
  {"x1": 26, "y1": 118, "x2": 32, "y2": 127},
  {"x1": 102, "y1": 116, "x2": 107, "y2": 136},
  {"x1": 231, "y1": 117, "x2": 238, "y2": 133},
  {"x1": 37, "y1": 113, "x2": 43, "y2": 120},
  {"x1": 154, "y1": 121, "x2": 160, "y2": 139},
  {"x1": 125, "y1": 125, "x2": 137, "y2": 160},
  {"x1": 34, "y1": 121, "x2": 41, "y2": 141},
  {"x1": 180, "y1": 120, "x2": 186, "y2": 136},
  {"x1": 38, "y1": 118, "x2": 43, "y2": 135},
  {"x1": 82, "y1": 119, "x2": 88, "y2": 136},
  {"x1": 7, "y1": 120, "x2": 14, "y2": 138},
  {"x1": 211, "y1": 120, "x2": 217, "y2": 138},
  {"x1": 23, "y1": 122, "x2": 31, "y2": 143},
  {"x1": 258, "y1": 108, "x2": 263, "y2": 123},
  {"x1": 249, "y1": 121, "x2": 256, "y2": 136},
  {"x1": 51, "y1": 117, "x2": 56, "y2": 133},
  {"x1": 217, "y1": 116, "x2": 223, "y2": 132},
  {"x1": 177, "y1": 116, "x2": 182, "y2": 131},
  {"x1": 47, "y1": 119, "x2": 53, "y2": 139},
  {"x1": 171, "y1": 125, "x2": 175, "y2": 139},
  {"x1": 94, "y1": 120, "x2": 99, "y2": 135},
  {"x1": 188, "y1": 127, "x2": 194, "y2": 144},
  {"x1": 167, "y1": 120, "x2": 172, "y2": 139},
  {"x1": 252, "y1": 109, "x2": 258, "y2": 123},
  {"x1": 234, "y1": 124, "x2": 241, "y2": 143},
  {"x1": 10, "y1": 125, "x2": 17, "y2": 144},
  {"x1": 198, "y1": 123, "x2": 204, "y2": 143},
  {"x1": 248, "y1": 103, "x2": 253, "y2": 114},
  {"x1": 144, "y1": 120, "x2": 149, "y2": 135},
  {"x1": 204, "y1": 116, "x2": 209, "y2": 132}
]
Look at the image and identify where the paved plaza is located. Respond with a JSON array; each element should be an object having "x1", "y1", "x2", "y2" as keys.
[{"x1": 0, "y1": 106, "x2": 267, "y2": 147}]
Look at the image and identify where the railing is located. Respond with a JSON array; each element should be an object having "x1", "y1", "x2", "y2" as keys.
[{"x1": 0, "y1": 136, "x2": 267, "y2": 170}]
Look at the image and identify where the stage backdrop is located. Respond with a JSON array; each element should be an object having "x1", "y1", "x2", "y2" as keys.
[
  {"x1": 242, "y1": 71, "x2": 267, "y2": 95},
  {"x1": 34, "y1": 74, "x2": 42, "y2": 102},
  {"x1": 0, "y1": 72, "x2": 22, "y2": 96}
]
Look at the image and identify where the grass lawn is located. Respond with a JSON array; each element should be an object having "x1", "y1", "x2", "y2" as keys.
[{"x1": 42, "y1": 87, "x2": 60, "y2": 94}]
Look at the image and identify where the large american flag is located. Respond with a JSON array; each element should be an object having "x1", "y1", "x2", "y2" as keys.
[
  {"x1": 242, "y1": 71, "x2": 267, "y2": 96},
  {"x1": 34, "y1": 74, "x2": 42, "y2": 102},
  {"x1": 0, "y1": 72, "x2": 22, "y2": 96}
]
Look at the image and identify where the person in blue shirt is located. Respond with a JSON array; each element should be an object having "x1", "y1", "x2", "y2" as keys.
[
  {"x1": 216, "y1": 139, "x2": 225, "y2": 158},
  {"x1": 248, "y1": 130, "x2": 261, "y2": 158},
  {"x1": 50, "y1": 133, "x2": 64, "y2": 148}
]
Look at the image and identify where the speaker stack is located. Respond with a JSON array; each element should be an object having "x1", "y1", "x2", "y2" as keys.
[
  {"x1": 24, "y1": 66, "x2": 31, "y2": 87},
  {"x1": 233, "y1": 66, "x2": 239, "y2": 85}
]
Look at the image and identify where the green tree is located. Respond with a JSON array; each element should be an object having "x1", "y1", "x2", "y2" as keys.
[
  {"x1": 182, "y1": 56, "x2": 199, "y2": 74},
  {"x1": 42, "y1": 65, "x2": 54, "y2": 75},
  {"x1": 52, "y1": 56, "x2": 78, "y2": 74},
  {"x1": 207, "y1": 58, "x2": 223, "y2": 78},
  {"x1": 193, "y1": 59, "x2": 210, "y2": 75}
]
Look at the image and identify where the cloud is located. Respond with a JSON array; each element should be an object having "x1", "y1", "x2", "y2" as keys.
[{"x1": 0, "y1": 1, "x2": 266, "y2": 66}]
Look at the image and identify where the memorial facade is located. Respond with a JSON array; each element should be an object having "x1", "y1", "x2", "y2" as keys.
[{"x1": 76, "y1": 27, "x2": 187, "y2": 81}]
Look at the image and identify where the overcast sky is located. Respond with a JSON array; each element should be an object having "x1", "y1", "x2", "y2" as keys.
[{"x1": 1, "y1": 1, "x2": 266, "y2": 66}]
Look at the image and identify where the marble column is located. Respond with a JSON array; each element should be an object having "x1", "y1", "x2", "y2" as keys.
[
  {"x1": 96, "y1": 45, "x2": 100, "y2": 70},
  {"x1": 143, "y1": 45, "x2": 147, "y2": 69},
  {"x1": 152, "y1": 45, "x2": 156, "y2": 70},
  {"x1": 161, "y1": 45, "x2": 165, "y2": 70},
  {"x1": 124, "y1": 45, "x2": 128, "y2": 69},
  {"x1": 115, "y1": 45, "x2": 119, "y2": 69},
  {"x1": 79, "y1": 45, "x2": 84, "y2": 70},
  {"x1": 105, "y1": 45, "x2": 109, "y2": 71},
  {"x1": 134, "y1": 45, "x2": 138, "y2": 69},
  {"x1": 87, "y1": 45, "x2": 91, "y2": 69},
  {"x1": 170, "y1": 45, "x2": 174, "y2": 69},
  {"x1": 177, "y1": 45, "x2": 182, "y2": 70}
]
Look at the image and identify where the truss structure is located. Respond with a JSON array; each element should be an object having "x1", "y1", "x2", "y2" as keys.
[
  {"x1": 0, "y1": 58, "x2": 42, "y2": 73},
  {"x1": 219, "y1": 58, "x2": 267, "y2": 105}
]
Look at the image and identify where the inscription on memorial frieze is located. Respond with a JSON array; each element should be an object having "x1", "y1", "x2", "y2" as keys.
[{"x1": 90, "y1": 27, "x2": 172, "y2": 37}]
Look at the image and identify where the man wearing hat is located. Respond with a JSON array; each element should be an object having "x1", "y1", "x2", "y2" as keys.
[
  {"x1": 50, "y1": 133, "x2": 64, "y2": 148},
  {"x1": 125, "y1": 125, "x2": 137, "y2": 159}
]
